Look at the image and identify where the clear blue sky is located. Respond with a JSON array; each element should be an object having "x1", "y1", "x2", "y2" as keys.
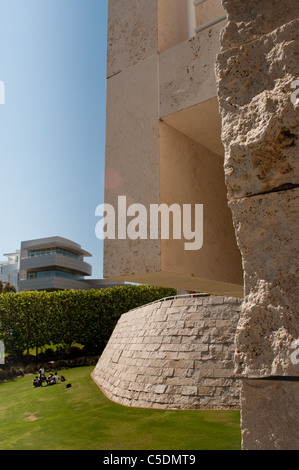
[{"x1": 0, "y1": 0, "x2": 108, "y2": 278}]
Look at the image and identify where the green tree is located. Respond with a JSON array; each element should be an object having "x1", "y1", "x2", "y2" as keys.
[{"x1": 0, "y1": 281, "x2": 16, "y2": 293}]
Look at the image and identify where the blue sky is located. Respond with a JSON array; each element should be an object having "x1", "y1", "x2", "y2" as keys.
[{"x1": 0, "y1": 0, "x2": 108, "y2": 278}]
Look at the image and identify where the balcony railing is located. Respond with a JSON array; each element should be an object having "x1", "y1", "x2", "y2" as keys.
[{"x1": 188, "y1": 0, "x2": 227, "y2": 39}]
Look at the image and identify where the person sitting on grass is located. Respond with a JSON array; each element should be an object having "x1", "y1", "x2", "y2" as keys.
[
  {"x1": 46, "y1": 373, "x2": 55, "y2": 385},
  {"x1": 33, "y1": 376, "x2": 41, "y2": 388},
  {"x1": 54, "y1": 372, "x2": 59, "y2": 384}
]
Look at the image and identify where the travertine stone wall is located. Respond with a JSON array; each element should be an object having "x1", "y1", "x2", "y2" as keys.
[
  {"x1": 92, "y1": 296, "x2": 242, "y2": 410},
  {"x1": 216, "y1": 0, "x2": 299, "y2": 450},
  {"x1": 104, "y1": 0, "x2": 243, "y2": 297}
]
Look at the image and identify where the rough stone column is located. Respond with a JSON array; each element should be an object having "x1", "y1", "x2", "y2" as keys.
[{"x1": 215, "y1": 0, "x2": 299, "y2": 450}]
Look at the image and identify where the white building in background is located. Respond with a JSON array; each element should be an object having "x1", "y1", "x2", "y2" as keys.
[
  {"x1": 18, "y1": 237, "x2": 93, "y2": 292},
  {"x1": 0, "y1": 250, "x2": 20, "y2": 291},
  {"x1": 0, "y1": 237, "x2": 124, "y2": 293}
]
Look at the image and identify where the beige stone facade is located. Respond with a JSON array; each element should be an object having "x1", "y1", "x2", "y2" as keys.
[
  {"x1": 104, "y1": 0, "x2": 243, "y2": 298},
  {"x1": 92, "y1": 296, "x2": 242, "y2": 410}
]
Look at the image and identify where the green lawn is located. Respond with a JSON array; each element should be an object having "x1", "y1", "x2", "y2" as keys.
[{"x1": 0, "y1": 366, "x2": 241, "y2": 450}]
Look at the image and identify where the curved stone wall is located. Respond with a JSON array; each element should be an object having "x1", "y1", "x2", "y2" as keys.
[{"x1": 92, "y1": 296, "x2": 242, "y2": 410}]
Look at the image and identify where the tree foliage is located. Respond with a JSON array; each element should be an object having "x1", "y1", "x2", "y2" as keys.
[
  {"x1": 0, "y1": 281, "x2": 16, "y2": 294},
  {"x1": 0, "y1": 285, "x2": 176, "y2": 356}
]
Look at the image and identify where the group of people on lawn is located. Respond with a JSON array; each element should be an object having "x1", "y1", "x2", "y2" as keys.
[{"x1": 33, "y1": 368, "x2": 66, "y2": 387}]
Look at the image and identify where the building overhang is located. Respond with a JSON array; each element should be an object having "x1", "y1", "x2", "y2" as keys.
[
  {"x1": 21, "y1": 237, "x2": 92, "y2": 258},
  {"x1": 104, "y1": 270, "x2": 243, "y2": 299}
]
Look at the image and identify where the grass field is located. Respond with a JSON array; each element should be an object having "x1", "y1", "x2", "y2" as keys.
[{"x1": 0, "y1": 366, "x2": 241, "y2": 450}]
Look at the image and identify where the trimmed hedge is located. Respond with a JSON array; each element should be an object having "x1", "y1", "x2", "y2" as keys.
[{"x1": 0, "y1": 285, "x2": 176, "y2": 356}]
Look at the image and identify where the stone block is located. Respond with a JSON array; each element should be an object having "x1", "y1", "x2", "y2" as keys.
[
  {"x1": 217, "y1": 20, "x2": 299, "y2": 200},
  {"x1": 159, "y1": 23, "x2": 223, "y2": 117},
  {"x1": 214, "y1": 369, "x2": 234, "y2": 378},
  {"x1": 231, "y1": 189, "x2": 299, "y2": 377},
  {"x1": 181, "y1": 386, "x2": 198, "y2": 396},
  {"x1": 241, "y1": 380, "x2": 299, "y2": 450},
  {"x1": 107, "y1": 0, "x2": 158, "y2": 78},
  {"x1": 220, "y1": 0, "x2": 299, "y2": 51},
  {"x1": 197, "y1": 385, "x2": 215, "y2": 397}
]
